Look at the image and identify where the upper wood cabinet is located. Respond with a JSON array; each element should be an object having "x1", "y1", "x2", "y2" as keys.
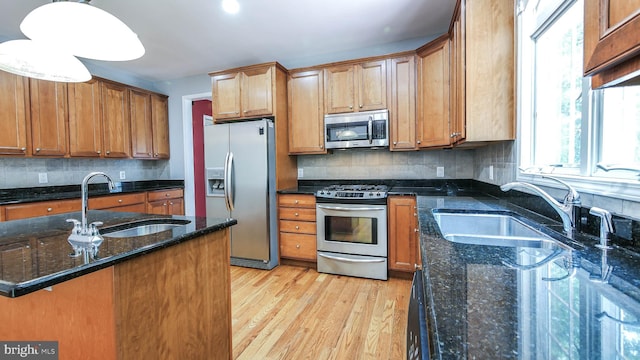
[
  {"x1": 417, "y1": 35, "x2": 451, "y2": 148},
  {"x1": 101, "y1": 81, "x2": 131, "y2": 158},
  {"x1": 288, "y1": 69, "x2": 326, "y2": 154},
  {"x1": 68, "y1": 79, "x2": 102, "y2": 157},
  {"x1": 584, "y1": 0, "x2": 640, "y2": 87},
  {"x1": 151, "y1": 94, "x2": 170, "y2": 159},
  {"x1": 451, "y1": 0, "x2": 515, "y2": 145},
  {"x1": 388, "y1": 56, "x2": 417, "y2": 151},
  {"x1": 130, "y1": 90, "x2": 170, "y2": 159},
  {"x1": 0, "y1": 72, "x2": 29, "y2": 156},
  {"x1": 211, "y1": 63, "x2": 278, "y2": 121},
  {"x1": 324, "y1": 60, "x2": 387, "y2": 114},
  {"x1": 29, "y1": 79, "x2": 68, "y2": 157}
]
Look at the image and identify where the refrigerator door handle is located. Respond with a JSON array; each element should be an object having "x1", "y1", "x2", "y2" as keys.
[{"x1": 224, "y1": 152, "x2": 235, "y2": 211}]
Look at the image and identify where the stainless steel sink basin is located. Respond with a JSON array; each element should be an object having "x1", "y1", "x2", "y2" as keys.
[
  {"x1": 101, "y1": 219, "x2": 191, "y2": 238},
  {"x1": 432, "y1": 211, "x2": 570, "y2": 249}
]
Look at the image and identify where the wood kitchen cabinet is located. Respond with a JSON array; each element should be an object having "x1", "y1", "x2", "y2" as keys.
[
  {"x1": 68, "y1": 79, "x2": 103, "y2": 157},
  {"x1": 324, "y1": 60, "x2": 387, "y2": 114},
  {"x1": 88, "y1": 192, "x2": 147, "y2": 213},
  {"x1": 388, "y1": 55, "x2": 417, "y2": 151},
  {"x1": 0, "y1": 72, "x2": 29, "y2": 156},
  {"x1": 388, "y1": 195, "x2": 420, "y2": 272},
  {"x1": 150, "y1": 94, "x2": 170, "y2": 159},
  {"x1": 584, "y1": 0, "x2": 640, "y2": 88},
  {"x1": 146, "y1": 189, "x2": 184, "y2": 215},
  {"x1": 129, "y1": 89, "x2": 169, "y2": 159},
  {"x1": 211, "y1": 63, "x2": 281, "y2": 121},
  {"x1": 417, "y1": 35, "x2": 451, "y2": 148},
  {"x1": 101, "y1": 81, "x2": 131, "y2": 158},
  {"x1": 287, "y1": 69, "x2": 326, "y2": 154},
  {"x1": 1, "y1": 199, "x2": 81, "y2": 221},
  {"x1": 278, "y1": 194, "x2": 316, "y2": 261},
  {"x1": 29, "y1": 79, "x2": 68, "y2": 157},
  {"x1": 450, "y1": 3, "x2": 466, "y2": 144}
]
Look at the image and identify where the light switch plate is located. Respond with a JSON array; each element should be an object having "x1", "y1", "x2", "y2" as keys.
[
  {"x1": 297, "y1": 168, "x2": 304, "y2": 178},
  {"x1": 489, "y1": 165, "x2": 494, "y2": 180},
  {"x1": 436, "y1": 167, "x2": 444, "y2": 178},
  {"x1": 119, "y1": 171, "x2": 126, "y2": 180},
  {"x1": 38, "y1": 173, "x2": 48, "y2": 184}
]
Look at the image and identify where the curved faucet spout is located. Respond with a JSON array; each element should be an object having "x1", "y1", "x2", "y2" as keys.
[
  {"x1": 500, "y1": 178, "x2": 580, "y2": 233},
  {"x1": 81, "y1": 172, "x2": 115, "y2": 232}
]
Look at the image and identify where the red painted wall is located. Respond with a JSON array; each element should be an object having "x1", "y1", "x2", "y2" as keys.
[{"x1": 192, "y1": 100, "x2": 212, "y2": 217}]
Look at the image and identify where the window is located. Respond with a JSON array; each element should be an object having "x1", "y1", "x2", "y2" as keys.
[{"x1": 519, "y1": 0, "x2": 640, "y2": 199}]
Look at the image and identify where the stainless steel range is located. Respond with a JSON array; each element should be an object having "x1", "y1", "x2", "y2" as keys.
[{"x1": 316, "y1": 184, "x2": 388, "y2": 280}]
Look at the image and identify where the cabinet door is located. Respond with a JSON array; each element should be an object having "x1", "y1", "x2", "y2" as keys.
[
  {"x1": 151, "y1": 94, "x2": 170, "y2": 159},
  {"x1": 584, "y1": 0, "x2": 640, "y2": 77},
  {"x1": 2, "y1": 199, "x2": 81, "y2": 221},
  {"x1": 450, "y1": 7, "x2": 466, "y2": 143},
  {"x1": 417, "y1": 37, "x2": 451, "y2": 148},
  {"x1": 29, "y1": 79, "x2": 68, "y2": 156},
  {"x1": 167, "y1": 197, "x2": 184, "y2": 215},
  {"x1": 0, "y1": 72, "x2": 29, "y2": 155},
  {"x1": 146, "y1": 200, "x2": 168, "y2": 215},
  {"x1": 68, "y1": 79, "x2": 102, "y2": 157},
  {"x1": 388, "y1": 196, "x2": 418, "y2": 272},
  {"x1": 212, "y1": 72, "x2": 241, "y2": 120},
  {"x1": 288, "y1": 69, "x2": 326, "y2": 154},
  {"x1": 324, "y1": 64, "x2": 356, "y2": 114},
  {"x1": 242, "y1": 66, "x2": 273, "y2": 117},
  {"x1": 389, "y1": 56, "x2": 417, "y2": 151},
  {"x1": 101, "y1": 81, "x2": 131, "y2": 158},
  {"x1": 129, "y1": 89, "x2": 153, "y2": 159},
  {"x1": 357, "y1": 60, "x2": 387, "y2": 111}
]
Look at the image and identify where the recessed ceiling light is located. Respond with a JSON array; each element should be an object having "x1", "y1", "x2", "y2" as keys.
[{"x1": 222, "y1": 0, "x2": 240, "y2": 14}]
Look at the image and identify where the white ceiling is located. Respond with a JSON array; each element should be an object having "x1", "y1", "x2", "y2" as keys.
[{"x1": 0, "y1": 0, "x2": 456, "y2": 83}]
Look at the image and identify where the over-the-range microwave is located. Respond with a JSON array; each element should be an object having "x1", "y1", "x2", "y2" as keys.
[{"x1": 324, "y1": 109, "x2": 389, "y2": 150}]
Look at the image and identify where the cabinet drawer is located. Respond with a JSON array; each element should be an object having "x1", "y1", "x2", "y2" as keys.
[
  {"x1": 147, "y1": 188, "x2": 184, "y2": 202},
  {"x1": 279, "y1": 220, "x2": 316, "y2": 235},
  {"x1": 279, "y1": 207, "x2": 315, "y2": 221},
  {"x1": 2, "y1": 199, "x2": 81, "y2": 221},
  {"x1": 278, "y1": 194, "x2": 315, "y2": 208},
  {"x1": 88, "y1": 192, "x2": 146, "y2": 210},
  {"x1": 280, "y1": 232, "x2": 316, "y2": 261}
]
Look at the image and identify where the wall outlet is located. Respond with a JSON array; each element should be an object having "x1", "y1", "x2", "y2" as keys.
[
  {"x1": 436, "y1": 166, "x2": 444, "y2": 178},
  {"x1": 297, "y1": 168, "x2": 304, "y2": 178},
  {"x1": 489, "y1": 165, "x2": 494, "y2": 180},
  {"x1": 38, "y1": 173, "x2": 48, "y2": 184},
  {"x1": 119, "y1": 171, "x2": 126, "y2": 180},
  {"x1": 437, "y1": 198, "x2": 445, "y2": 208}
]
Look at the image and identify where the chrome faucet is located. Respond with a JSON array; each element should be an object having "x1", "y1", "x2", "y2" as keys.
[
  {"x1": 67, "y1": 172, "x2": 116, "y2": 258},
  {"x1": 500, "y1": 176, "x2": 581, "y2": 233},
  {"x1": 589, "y1": 207, "x2": 614, "y2": 249}
]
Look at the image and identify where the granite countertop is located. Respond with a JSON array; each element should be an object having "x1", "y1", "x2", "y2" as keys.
[
  {"x1": 418, "y1": 195, "x2": 640, "y2": 359},
  {"x1": 0, "y1": 180, "x2": 184, "y2": 205},
  {"x1": 0, "y1": 210, "x2": 236, "y2": 298}
]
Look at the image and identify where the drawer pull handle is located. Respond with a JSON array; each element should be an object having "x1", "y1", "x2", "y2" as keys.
[
  {"x1": 295, "y1": 225, "x2": 300, "y2": 230},
  {"x1": 47, "y1": 207, "x2": 52, "y2": 212},
  {"x1": 118, "y1": 199, "x2": 123, "y2": 203},
  {"x1": 294, "y1": 212, "x2": 299, "y2": 216},
  {"x1": 294, "y1": 200, "x2": 299, "y2": 204},
  {"x1": 296, "y1": 244, "x2": 300, "y2": 249}
]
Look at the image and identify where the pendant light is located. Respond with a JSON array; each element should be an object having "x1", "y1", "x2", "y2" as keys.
[
  {"x1": 20, "y1": 0, "x2": 145, "y2": 61},
  {"x1": 0, "y1": 39, "x2": 91, "y2": 82}
]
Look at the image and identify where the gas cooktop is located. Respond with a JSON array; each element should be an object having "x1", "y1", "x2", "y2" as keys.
[{"x1": 315, "y1": 184, "x2": 388, "y2": 200}]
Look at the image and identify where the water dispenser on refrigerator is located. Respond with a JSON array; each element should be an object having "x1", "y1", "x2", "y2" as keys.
[{"x1": 206, "y1": 167, "x2": 225, "y2": 197}]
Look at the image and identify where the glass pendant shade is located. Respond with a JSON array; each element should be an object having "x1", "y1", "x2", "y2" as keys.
[
  {"x1": 0, "y1": 39, "x2": 91, "y2": 82},
  {"x1": 20, "y1": 1, "x2": 145, "y2": 61}
]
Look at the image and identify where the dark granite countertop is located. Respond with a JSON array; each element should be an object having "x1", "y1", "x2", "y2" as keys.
[
  {"x1": 0, "y1": 210, "x2": 235, "y2": 298},
  {"x1": 418, "y1": 195, "x2": 640, "y2": 359},
  {"x1": 0, "y1": 180, "x2": 184, "y2": 205}
]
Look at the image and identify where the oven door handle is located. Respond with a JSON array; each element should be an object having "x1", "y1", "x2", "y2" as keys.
[
  {"x1": 317, "y1": 205, "x2": 385, "y2": 212},
  {"x1": 318, "y1": 253, "x2": 386, "y2": 264}
]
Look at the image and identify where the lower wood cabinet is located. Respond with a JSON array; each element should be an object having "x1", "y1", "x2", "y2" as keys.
[
  {"x1": 1, "y1": 199, "x2": 81, "y2": 222},
  {"x1": 278, "y1": 194, "x2": 317, "y2": 261},
  {"x1": 387, "y1": 195, "x2": 420, "y2": 272},
  {"x1": 146, "y1": 189, "x2": 184, "y2": 215},
  {"x1": 88, "y1": 192, "x2": 147, "y2": 213}
]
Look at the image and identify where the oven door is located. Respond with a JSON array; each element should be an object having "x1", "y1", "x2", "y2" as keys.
[{"x1": 316, "y1": 203, "x2": 387, "y2": 257}]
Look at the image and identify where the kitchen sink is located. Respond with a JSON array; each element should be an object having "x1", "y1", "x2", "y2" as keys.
[
  {"x1": 101, "y1": 219, "x2": 191, "y2": 238},
  {"x1": 432, "y1": 210, "x2": 570, "y2": 250}
]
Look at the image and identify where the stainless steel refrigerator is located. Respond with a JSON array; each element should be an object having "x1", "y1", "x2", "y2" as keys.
[{"x1": 204, "y1": 118, "x2": 278, "y2": 270}]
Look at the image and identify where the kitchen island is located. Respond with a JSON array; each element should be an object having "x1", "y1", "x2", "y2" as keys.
[
  {"x1": 0, "y1": 210, "x2": 236, "y2": 360},
  {"x1": 417, "y1": 194, "x2": 640, "y2": 359}
]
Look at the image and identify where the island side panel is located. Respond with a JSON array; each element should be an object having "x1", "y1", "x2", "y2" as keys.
[
  {"x1": 114, "y1": 228, "x2": 232, "y2": 360},
  {"x1": 0, "y1": 267, "x2": 118, "y2": 359}
]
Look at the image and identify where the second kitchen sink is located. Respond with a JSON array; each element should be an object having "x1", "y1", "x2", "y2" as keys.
[{"x1": 432, "y1": 210, "x2": 571, "y2": 250}]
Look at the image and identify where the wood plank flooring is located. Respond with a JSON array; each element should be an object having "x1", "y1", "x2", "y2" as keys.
[{"x1": 231, "y1": 265, "x2": 411, "y2": 360}]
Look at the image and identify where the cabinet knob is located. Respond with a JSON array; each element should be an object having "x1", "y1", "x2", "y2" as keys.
[
  {"x1": 169, "y1": 201, "x2": 174, "y2": 205},
  {"x1": 296, "y1": 244, "x2": 300, "y2": 249},
  {"x1": 96, "y1": 150, "x2": 101, "y2": 154},
  {"x1": 148, "y1": 152, "x2": 152, "y2": 156},
  {"x1": 47, "y1": 207, "x2": 52, "y2": 212},
  {"x1": 417, "y1": 140, "x2": 421, "y2": 144},
  {"x1": 166, "y1": 193, "x2": 170, "y2": 197},
  {"x1": 163, "y1": 203, "x2": 167, "y2": 206},
  {"x1": 154, "y1": 153, "x2": 159, "y2": 157},
  {"x1": 295, "y1": 225, "x2": 300, "y2": 230},
  {"x1": 294, "y1": 212, "x2": 299, "y2": 217},
  {"x1": 414, "y1": 228, "x2": 419, "y2": 233},
  {"x1": 35, "y1": 148, "x2": 41, "y2": 153},
  {"x1": 106, "y1": 150, "x2": 111, "y2": 155},
  {"x1": 118, "y1": 199, "x2": 123, "y2": 203},
  {"x1": 21, "y1": 147, "x2": 26, "y2": 151},
  {"x1": 359, "y1": 104, "x2": 363, "y2": 108},
  {"x1": 294, "y1": 200, "x2": 299, "y2": 204},
  {"x1": 393, "y1": 141, "x2": 397, "y2": 145},
  {"x1": 320, "y1": 145, "x2": 324, "y2": 149},
  {"x1": 349, "y1": 105, "x2": 353, "y2": 109},
  {"x1": 243, "y1": 110, "x2": 248, "y2": 113}
]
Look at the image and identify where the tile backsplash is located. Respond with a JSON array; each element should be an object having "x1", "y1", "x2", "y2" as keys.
[{"x1": 0, "y1": 158, "x2": 170, "y2": 188}]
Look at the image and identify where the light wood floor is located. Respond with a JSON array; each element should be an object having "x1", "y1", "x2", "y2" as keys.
[{"x1": 230, "y1": 265, "x2": 411, "y2": 360}]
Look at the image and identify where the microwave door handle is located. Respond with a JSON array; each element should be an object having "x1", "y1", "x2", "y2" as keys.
[{"x1": 368, "y1": 116, "x2": 373, "y2": 144}]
